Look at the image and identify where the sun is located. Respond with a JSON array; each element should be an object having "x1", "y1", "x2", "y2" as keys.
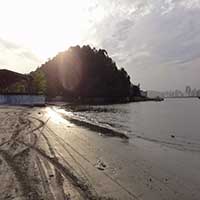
[
  {"x1": 29, "y1": 0, "x2": 91, "y2": 59},
  {"x1": 0, "y1": 0, "x2": 93, "y2": 61}
]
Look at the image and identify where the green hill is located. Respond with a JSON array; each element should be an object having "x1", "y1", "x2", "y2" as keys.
[{"x1": 39, "y1": 45, "x2": 140, "y2": 100}]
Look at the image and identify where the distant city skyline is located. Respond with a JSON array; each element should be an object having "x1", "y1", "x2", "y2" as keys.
[
  {"x1": 163, "y1": 86, "x2": 200, "y2": 97},
  {"x1": 148, "y1": 85, "x2": 200, "y2": 98}
]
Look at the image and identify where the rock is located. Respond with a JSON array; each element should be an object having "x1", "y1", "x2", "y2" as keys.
[
  {"x1": 97, "y1": 166, "x2": 105, "y2": 171},
  {"x1": 49, "y1": 174, "x2": 54, "y2": 178},
  {"x1": 96, "y1": 160, "x2": 107, "y2": 171}
]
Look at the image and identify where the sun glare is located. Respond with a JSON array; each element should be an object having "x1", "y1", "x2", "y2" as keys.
[
  {"x1": 0, "y1": 0, "x2": 93, "y2": 61},
  {"x1": 46, "y1": 107, "x2": 73, "y2": 127}
]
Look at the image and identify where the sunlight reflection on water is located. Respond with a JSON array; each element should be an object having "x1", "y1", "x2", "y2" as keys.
[{"x1": 46, "y1": 107, "x2": 74, "y2": 127}]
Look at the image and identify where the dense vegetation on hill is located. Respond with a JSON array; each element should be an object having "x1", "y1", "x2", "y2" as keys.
[
  {"x1": 0, "y1": 69, "x2": 46, "y2": 94},
  {"x1": 0, "y1": 69, "x2": 28, "y2": 93},
  {"x1": 0, "y1": 69, "x2": 27, "y2": 91},
  {"x1": 39, "y1": 45, "x2": 140, "y2": 99}
]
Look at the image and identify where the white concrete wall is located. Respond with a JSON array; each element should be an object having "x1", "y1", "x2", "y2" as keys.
[{"x1": 0, "y1": 95, "x2": 45, "y2": 105}]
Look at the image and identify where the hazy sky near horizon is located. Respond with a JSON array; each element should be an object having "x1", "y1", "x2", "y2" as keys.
[{"x1": 0, "y1": 0, "x2": 199, "y2": 91}]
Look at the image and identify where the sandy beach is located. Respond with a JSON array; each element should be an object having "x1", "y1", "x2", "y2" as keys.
[{"x1": 0, "y1": 106, "x2": 200, "y2": 200}]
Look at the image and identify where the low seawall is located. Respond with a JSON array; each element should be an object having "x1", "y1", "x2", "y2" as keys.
[{"x1": 0, "y1": 94, "x2": 45, "y2": 106}]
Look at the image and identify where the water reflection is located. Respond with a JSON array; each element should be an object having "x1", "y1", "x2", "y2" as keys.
[{"x1": 46, "y1": 107, "x2": 73, "y2": 127}]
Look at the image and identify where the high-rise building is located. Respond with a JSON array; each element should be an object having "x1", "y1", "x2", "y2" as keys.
[{"x1": 185, "y1": 86, "x2": 191, "y2": 96}]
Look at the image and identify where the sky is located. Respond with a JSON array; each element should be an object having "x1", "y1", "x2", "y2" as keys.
[{"x1": 0, "y1": 0, "x2": 200, "y2": 91}]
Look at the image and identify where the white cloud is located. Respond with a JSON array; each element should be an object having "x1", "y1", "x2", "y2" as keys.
[
  {"x1": 0, "y1": 37, "x2": 41, "y2": 73},
  {"x1": 83, "y1": 0, "x2": 200, "y2": 90}
]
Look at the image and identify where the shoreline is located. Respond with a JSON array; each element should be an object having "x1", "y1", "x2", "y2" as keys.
[
  {"x1": 55, "y1": 108, "x2": 129, "y2": 140},
  {"x1": 47, "y1": 96, "x2": 164, "y2": 106}
]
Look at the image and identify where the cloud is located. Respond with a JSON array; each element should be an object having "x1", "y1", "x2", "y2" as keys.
[
  {"x1": 0, "y1": 37, "x2": 41, "y2": 73},
  {"x1": 0, "y1": 38, "x2": 20, "y2": 50},
  {"x1": 85, "y1": 0, "x2": 200, "y2": 90}
]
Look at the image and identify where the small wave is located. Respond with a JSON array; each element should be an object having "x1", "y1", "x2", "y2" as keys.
[
  {"x1": 55, "y1": 108, "x2": 129, "y2": 139},
  {"x1": 55, "y1": 107, "x2": 200, "y2": 152},
  {"x1": 131, "y1": 133, "x2": 200, "y2": 152}
]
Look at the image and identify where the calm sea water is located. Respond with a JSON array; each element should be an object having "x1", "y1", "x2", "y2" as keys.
[{"x1": 65, "y1": 98, "x2": 200, "y2": 151}]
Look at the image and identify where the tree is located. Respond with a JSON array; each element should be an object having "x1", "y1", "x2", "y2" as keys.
[
  {"x1": 14, "y1": 82, "x2": 26, "y2": 93},
  {"x1": 3, "y1": 81, "x2": 27, "y2": 93},
  {"x1": 30, "y1": 70, "x2": 47, "y2": 94}
]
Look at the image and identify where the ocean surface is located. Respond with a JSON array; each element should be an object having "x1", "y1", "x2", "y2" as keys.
[
  {"x1": 56, "y1": 98, "x2": 200, "y2": 199},
  {"x1": 64, "y1": 98, "x2": 200, "y2": 151}
]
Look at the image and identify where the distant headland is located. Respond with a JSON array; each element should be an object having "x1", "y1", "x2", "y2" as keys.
[{"x1": 0, "y1": 45, "x2": 163, "y2": 104}]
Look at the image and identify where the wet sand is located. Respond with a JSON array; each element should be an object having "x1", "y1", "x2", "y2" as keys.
[{"x1": 0, "y1": 106, "x2": 200, "y2": 199}]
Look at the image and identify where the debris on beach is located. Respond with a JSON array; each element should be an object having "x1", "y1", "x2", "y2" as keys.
[{"x1": 95, "y1": 159, "x2": 107, "y2": 171}]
